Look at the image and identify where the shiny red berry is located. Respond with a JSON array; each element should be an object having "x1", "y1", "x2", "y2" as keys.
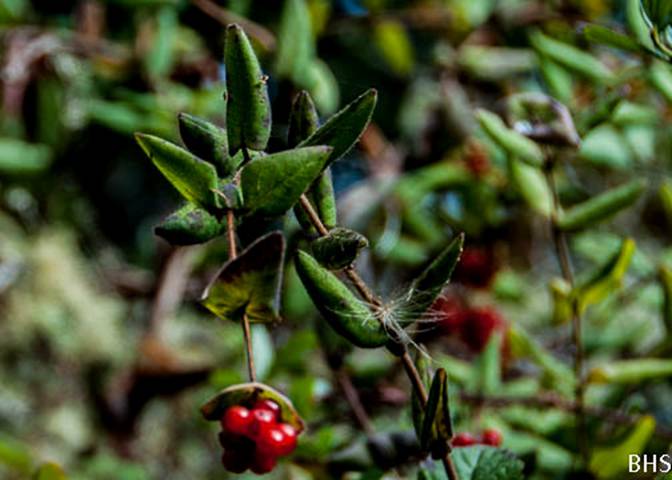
[
  {"x1": 251, "y1": 451, "x2": 277, "y2": 474},
  {"x1": 253, "y1": 399, "x2": 281, "y2": 420},
  {"x1": 276, "y1": 423, "x2": 298, "y2": 455},
  {"x1": 221, "y1": 406, "x2": 252, "y2": 436},
  {"x1": 452, "y1": 432, "x2": 478, "y2": 447},
  {"x1": 221, "y1": 449, "x2": 250, "y2": 473},
  {"x1": 248, "y1": 408, "x2": 276, "y2": 438},
  {"x1": 481, "y1": 428, "x2": 503, "y2": 447},
  {"x1": 256, "y1": 426, "x2": 287, "y2": 457},
  {"x1": 460, "y1": 307, "x2": 506, "y2": 352}
]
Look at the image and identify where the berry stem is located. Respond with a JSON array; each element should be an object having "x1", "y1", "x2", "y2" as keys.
[
  {"x1": 544, "y1": 166, "x2": 588, "y2": 465},
  {"x1": 228, "y1": 147, "x2": 257, "y2": 383},
  {"x1": 298, "y1": 194, "x2": 459, "y2": 480}
]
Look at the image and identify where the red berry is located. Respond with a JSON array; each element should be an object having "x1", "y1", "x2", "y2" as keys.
[
  {"x1": 221, "y1": 449, "x2": 251, "y2": 473},
  {"x1": 481, "y1": 428, "x2": 503, "y2": 447},
  {"x1": 251, "y1": 451, "x2": 277, "y2": 474},
  {"x1": 221, "y1": 406, "x2": 252, "y2": 436},
  {"x1": 256, "y1": 426, "x2": 287, "y2": 457},
  {"x1": 276, "y1": 423, "x2": 298, "y2": 455},
  {"x1": 460, "y1": 307, "x2": 506, "y2": 352},
  {"x1": 452, "y1": 432, "x2": 478, "y2": 447},
  {"x1": 219, "y1": 431, "x2": 255, "y2": 450},
  {"x1": 248, "y1": 408, "x2": 276, "y2": 438},
  {"x1": 454, "y1": 247, "x2": 497, "y2": 289},
  {"x1": 253, "y1": 399, "x2": 281, "y2": 420}
]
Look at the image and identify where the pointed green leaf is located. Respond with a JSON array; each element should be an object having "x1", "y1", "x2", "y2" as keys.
[
  {"x1": 155, "y1": 202, "x2": 224, "y2": 245},
  {"x1": 225, "y1": 24, "x2": 272, "y2": 152},
  {"x1": 452, "y1": 446, "x2": 524, "y2": 480},
  {"x1": 412, "y1": 353, "x2": 431, "y2": 442},
  {"x1": 589, "y1": 358, "x2": 672, "y2": 383},
  {"x1": 589, "y1": 416, "x2": 655, "y2": 479},
  {"x1": 400, "y1": 234, "x2": 464, "y2": 323},
  {"x1": 508, "y1": 157, "x2": 553, "y2": 217},
  {"x1": 276, "y1": 0, "x2": 314, "y2": 84},
  {"x1": 178, "y1": 113, "x2": 236, "y2": 178},
  {"x1": 556, "y1": 180, "x2": 646, "y2": 231},
  {"x1": 640, "y1": 0, "x2": 672, "y2": 57},
  {"x1": 477, "y1": 109, "x2": 544, "y2": 168},
  {"x1": 294, "y1": 250, "x2": 388, "y2": 348},
  {"x1": 473, "y1": 333, "x2": 501, "y2": 396},
  {"x1": 311, "y1": 228, "x2": 369, "y2": 270},
  {"x1": 241, "y1": 146, "x2": 333, "y2": 217},
  {"x1": 420, "y1": 369, "x2": 453, "y2": 459},
  {"x1": 201, "y1": 382, "x2": 305, "y2": 431},
  {"x1": 659, "y1": 266, "x2": 672, "y2": 332},
  {"x1": 529, "y1": 29, "x2": 615, "y2": 84},
  {"x1": 135, "y1": 133, "x2": 220, "y2": 209},
  {"x1": 201, "y1": 231, "x2": 285, "y2": 323},
  {"x1": 0, "y1": 138, "x2": 52, "y2": 175},
  {"x1": 574, "y1": 237, "x2": 635, "y2": 312},
  {"x1": 288, "y1": 90, "x2": 320, "y2": 148},
  {"x1": 582, "y1": 24, "x2": 642, "y2": 52},
  {"x1": 299, "y1": 89, "x2": 377, "y2": 165},
  {"x1": 34, "y1": 463, "x2": 67, "y2": 480}
]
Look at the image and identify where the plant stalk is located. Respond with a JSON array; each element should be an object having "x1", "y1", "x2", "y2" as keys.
[
  {"x1": 298, "y1": 193, "x2": 459, "y2": 480},
  {"x1": 544, "y1": 167, "x2": 588, "y2": 464}
]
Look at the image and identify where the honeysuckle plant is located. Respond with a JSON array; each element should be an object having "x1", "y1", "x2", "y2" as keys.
[{"x1": 134, "y1": 21, "x2": 526, "y2": 479}]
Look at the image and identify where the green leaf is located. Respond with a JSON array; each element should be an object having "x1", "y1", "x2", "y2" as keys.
[
  {"x1": 659, "y1": 266, "x2": 672, "y2": 332},
  {"x1": 421, "y1": 369, "x2": 453, "y2": 459},
  {"x1": 225, "y1": 24, "x2": 272, "y2": 152},
  {"x1": 458, "y1": 46, "x2": 535, "y2": 82},
  {"x1": 473, "y1": 332, "x2": 501, "y2": 396},
  {"x1": 154, "y1": 202, "x2": 224, "y2": 245},
  {"x1": 508, "y1": 157, "x2": 553, "y2": 217},
  {"x1": 201, "y1": 382, "x2": 305, "y2": 431},
  {"x1": 477, "y1": 109, "x2": 544, "y2": 168},
  {"x1": 201, "y1": 231, "x2": 285, "y2": 323},
  {"x1": 589, "y1": 358, "x2": 672, "y2": 383},
  {"x1": 276, "y1": 0, "x2": 314, "y2": 84},
  {"x1": 452, "y1": 446, "x2": 525, "y2": 480},
  {"x1": 582, "y1": 24, "x2": 642, "y2": 52},
  {"x1": 640, "y1": 0, "x2": 672, "y2": 57},
  {"x1": 578, "y1": 124, "x2": 632, "y2": 170},
  {"x1": 400, "y1": 234, "x2": 464, "y2": 324},
  {"x1": 304, "y1": 58, "x2": 340, "y2": 115},
  {"x1": 0, "y1": 138, "x2": 52, "y2": 175},
  {"x1": 299, "y1": 89, "x2": 377, "y2": 166},
  {"x1": 650, "y1": 60, "x2": 672, "y2": 103},
  {"x1": 288, "y1": 90, "x2": 320, "y2": 148},
  {"x1": 589, "y1": 415, "x2": 655, "y2": 479},
  {"x1": 289, "y1": 91, "x2": 338, "y2": 233},
  {"x1": 294, "y1": 250, "x2": 388, "y2": 348},
  {"x1": 529, "y1": 29, "x2": 615, "y2": 84},
  {"x1": 574, "y1": 237, "x2": 635, "y2": 312},
  {"x1": 556, "y1": 180, "x2": 647, "y2": 231},
  {"x1": 311, "y1": 228, "x2": 369, "y2": 270},
  {"x1": 373, "y1": 19, "x2": 415, "y2": 77},
  {"x1": 0, "y1": 434, "x2": 33, "y2": 474},
  {"x1": 178, "y1": 113, "x2": 236, "y2": 178},
  {"x1": 135, "y1": 133, "x2": 220, "y2": 210},
  {"x1": 34, "y1": 463, "x2": 67, "y2": 480},
  {"x1": 240, "y1": 146, "x2": 333, "y2": 217}
]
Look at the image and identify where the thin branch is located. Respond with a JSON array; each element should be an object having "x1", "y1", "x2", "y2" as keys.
[
  {"x1": 190, "y1": 0, "x2": 276, "y2": 51},
  {"x1": 544, "y1": 167, "x2": 588, "y2": 464},
  {"x1": 297, "y1": 194, "x2": 459, "y2": 480},
  {"x1": 336, "y1": 369, "x2": 375, "y2": 436}
]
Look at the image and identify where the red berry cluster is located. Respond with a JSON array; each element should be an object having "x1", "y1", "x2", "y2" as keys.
[
  {"x1": 451, "y1": 429, "x2": 503, "y2": 448},
  {"x1": 219, "y1": 399, "x2": 298, "y2": 475}
]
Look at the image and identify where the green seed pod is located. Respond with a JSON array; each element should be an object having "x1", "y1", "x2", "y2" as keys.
[
  {"x1": 155, "y1": 202, "x2": 224, "y2": 245},
  {"x1": 294, "y1": 250, "x2": 388, "y2": 348},
  {"x1": 556, "y1": 179, "x2": 647, "y2": 231},
  {"x1": 178, "y1": 113, "x2": 233, "y2": 178},
  {"x1": 477, "y1": 109, "x2": 544, "y2": 168},
  {"x1": 225, "y1": 24, "x2": 272, "y2": 153},
  {"x1": 311, "y1": 227, "x2": 369, "y2": 270}
]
